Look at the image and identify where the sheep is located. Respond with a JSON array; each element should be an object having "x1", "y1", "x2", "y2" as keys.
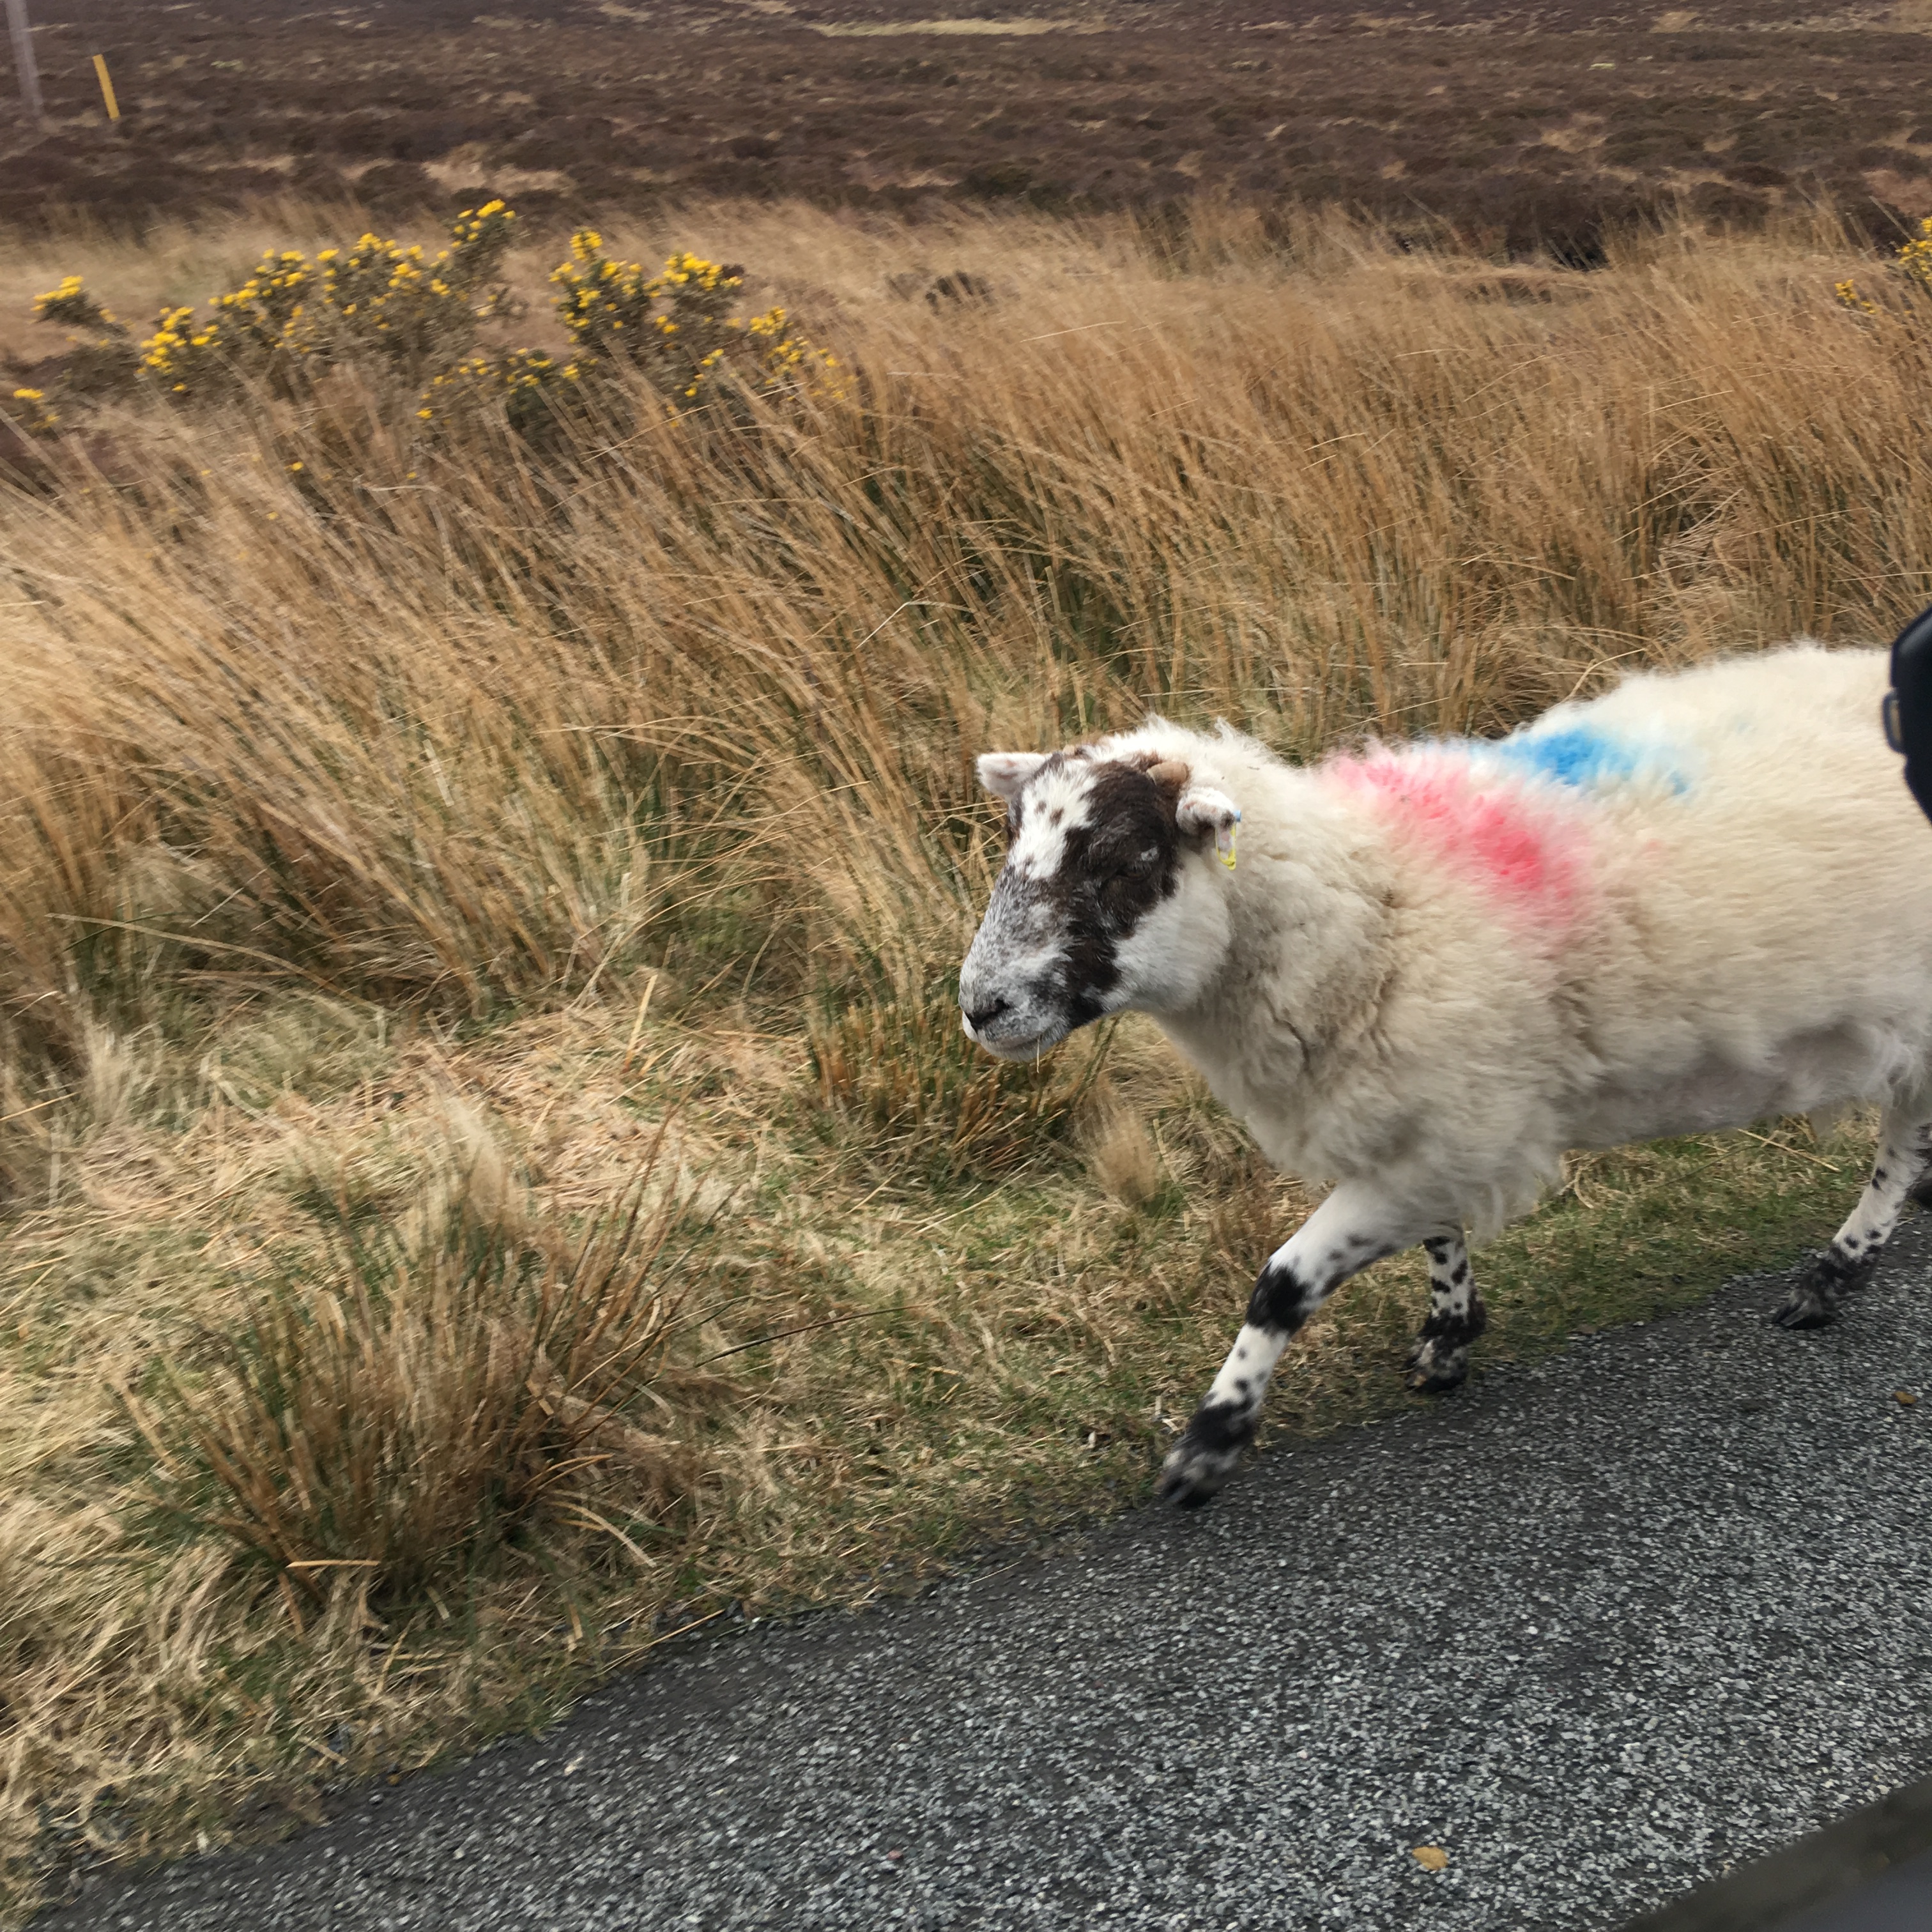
[{"x1": 958, "y1": 643, "x2": 1932, "y2": 1508}]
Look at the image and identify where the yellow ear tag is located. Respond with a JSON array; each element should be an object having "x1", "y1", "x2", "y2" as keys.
[{"x1": 1216, "y1": 815, "x2": 1239, "y2": 871}]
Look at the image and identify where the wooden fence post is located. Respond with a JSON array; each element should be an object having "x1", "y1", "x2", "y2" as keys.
[
  {"x1": 93, "y1": 51, "x2": 119, "y2": 125},
  {"x1": 5, "y1": 0, "x2": 44, "y2": 127}
]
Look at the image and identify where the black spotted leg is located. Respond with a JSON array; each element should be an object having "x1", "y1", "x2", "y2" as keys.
[
  {"x1": 1773, "y1": 1105, "x2": 1932, "y2": 1330},
  {"x1": 1407, "y1": 1231, "x2": 1487, "y2": 1393},
  {"x1": 1157, "y1": 1181, "x2": 1441, "y2": 1510}
]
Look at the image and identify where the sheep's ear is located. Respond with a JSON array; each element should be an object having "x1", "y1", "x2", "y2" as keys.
[
  {"x1": 1176, "y1": 781, "x2": 1243, "y2": 866},
  {"x1": 977, "y1": 751, "x2": 1050, "y2": 804}
]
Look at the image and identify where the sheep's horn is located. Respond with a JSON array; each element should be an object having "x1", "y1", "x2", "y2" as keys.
[{"x1": 1146, "y1": 759, "x2": 1190, "y2": 791}]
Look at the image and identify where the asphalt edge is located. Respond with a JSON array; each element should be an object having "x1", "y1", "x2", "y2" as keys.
[{"x1": 1620, "y1": 1775, "x2": 1932, "y2": 1932}]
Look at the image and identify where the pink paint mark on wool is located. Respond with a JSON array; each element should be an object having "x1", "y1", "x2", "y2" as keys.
[{"x1": 1330, "y1": 751, "x2": 1587, "y2": 929}]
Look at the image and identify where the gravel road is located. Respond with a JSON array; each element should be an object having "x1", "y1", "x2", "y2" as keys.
[{"x1": 44, "y1": 1211, "x2": 1932, "y2": 1932}]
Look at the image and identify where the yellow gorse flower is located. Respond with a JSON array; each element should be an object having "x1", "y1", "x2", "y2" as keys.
[
  {"x1": 33, "y1": 274, "x2": 119, "y2": 331},
  {"x1": 8, "y1": 385, "x2": 59, "y2": 433},
  {"x1": 1898, "y1": 216, "x2": 1932, "y2": 290},
  {"x1": 1834, "y1": 215, "x2": 1932, "y2": 316}
]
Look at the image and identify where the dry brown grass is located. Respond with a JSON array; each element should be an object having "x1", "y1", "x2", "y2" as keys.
[
  {"x1": 139, "y1": 1128, "x2": 705, "y2": 1604},
  {"x1": 807, "y1": 993, "x2": 1114, "y2": 1177},
  {"x1": 1084, "y1": 1102, "x2": 1163, "y2": 1209},
  {"x1": 1, "y1": 198, "x2": 1928, "y2": 1922}
]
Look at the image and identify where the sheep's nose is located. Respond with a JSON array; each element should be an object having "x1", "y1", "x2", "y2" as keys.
[{"x1": 962, "y1": 995, "x2": 1011, "y2": 1034}]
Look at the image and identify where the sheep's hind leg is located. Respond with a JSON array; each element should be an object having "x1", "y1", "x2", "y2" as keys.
[
  {"x1": 1772, "y1": 1107, "x2": 1932, "y2": 1330},
  {"x1": 1158, "y1": 1181, "x2": 1429, "y2": 1510},
  {"x1": 1407, "y1": 1232, "x2": 1486, "y2": 1393}
]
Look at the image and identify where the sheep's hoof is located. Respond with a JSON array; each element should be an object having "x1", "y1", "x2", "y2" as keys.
[
  {"x1": 1406, "y1": 1340, "x2": 1471, "y2": 1394},
  {"x1": 1407, "y1": 1294, "x2": 1485, "y2": 1393},
  {"x1": 1770, "y1": 1285, "x2": 1836, "y2": 1330},
  {"x1": 1770, "y1": 1247, "x2": 1876, "y2": 1330},
  {"x1": 1156, "y1": 1445, "x2": 1240, "y2": 1510},
  {"x1": 1156, "y1": 1404, "x2": 1254, "y2": 1510}
]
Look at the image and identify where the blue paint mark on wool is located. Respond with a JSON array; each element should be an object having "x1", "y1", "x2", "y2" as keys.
[
  {"x1": 1492, "y1": 726, "x2": 1639, "y2": 788},
  {"x1": 1485, "y1": 723, "x2": 1689, "y2": 795}
]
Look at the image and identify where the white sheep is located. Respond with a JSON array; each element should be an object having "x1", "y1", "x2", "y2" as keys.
[{"x1": 958, "y1": 644, "x2": 1932, "y2": 1507}]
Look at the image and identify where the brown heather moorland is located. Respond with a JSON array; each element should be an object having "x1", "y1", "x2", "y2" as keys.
[
  {"x1": 3, "y1": 0, "x2": 1932, "y2": 257},
  {"x1": 2, "y1": 50, "x2": 1932, "y2": 1931}
]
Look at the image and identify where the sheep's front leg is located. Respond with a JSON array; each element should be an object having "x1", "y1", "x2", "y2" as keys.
[
  {"x1": 1407, "y1": 1232, "x2": 1486, "y2": 1393},
  {"x1": 1158, "y1": 1181, "x2": 1436, "y2": 1510},
  {"x1": 1773, "y1": 1105, "x2": 1932, "y2": 1330}
]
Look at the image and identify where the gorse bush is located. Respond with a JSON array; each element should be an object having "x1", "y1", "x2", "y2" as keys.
[
  {"x1": 1834, "y1": 213, "x2": 1932, "y2": 316},
  {"x1": 146, "y1": 202, "x2": 520, "y2": 395},
  {"x1": 4, "y1": 385, "x2": 56, "y2": 435},
  {"x1": 552, "y1": 232, "x2": 831, "y2": 402},
  {"x1": 15, "y1": 202, "x2": 835, "y2": 441},
  {"x1": 19, "y1": 275, "x2": 135, "y2": 422},
  {"x1": 20, "y1": 204, "x2": 519, "y2": 411},
  {"x1": 424, "y1": 231, "x2": 837, "y2": 436}
]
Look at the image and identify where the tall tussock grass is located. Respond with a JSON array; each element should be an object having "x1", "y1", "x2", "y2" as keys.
[
  {"x1": 138, "y1": 1132, "x2": 706, "y2": 1605},
  {"x1": 2, "y1": 199, "x2": 1930, "y2": 1920},
  {"x1": 5, "y1": 203, "x2": 1929, "y2": 1091},
  {"x1": 808, "y1": 992, "x2": 1114, "y2": 1177}
]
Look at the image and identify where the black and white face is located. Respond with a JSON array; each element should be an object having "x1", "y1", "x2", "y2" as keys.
[{"x1": 958, "y1": 746, "x2": 1239, "y2": 1061}]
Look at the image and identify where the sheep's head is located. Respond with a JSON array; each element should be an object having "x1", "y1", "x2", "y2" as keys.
[{"x1": 958, "y1": 744, "x2": 1241, "y2": 1060}]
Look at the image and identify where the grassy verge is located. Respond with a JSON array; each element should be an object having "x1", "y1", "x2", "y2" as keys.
[
  {"x1": 2, "y1": 196, "x2": 1926, "y2": 1922},
  {"x1": 1, "y1": 995, "x2": 1867, "y2": 1922}
]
